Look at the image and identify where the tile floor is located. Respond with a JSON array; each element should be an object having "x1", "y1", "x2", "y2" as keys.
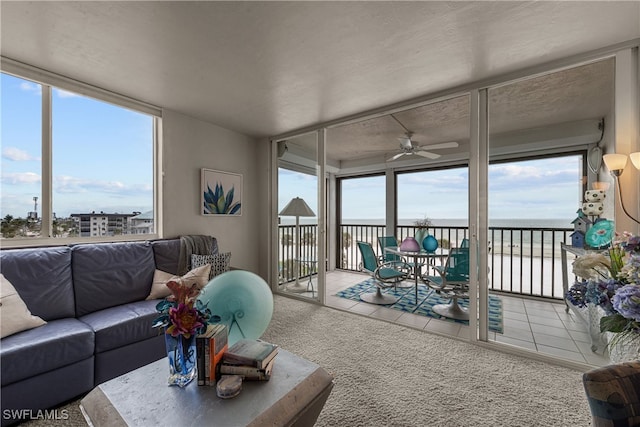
[{"x1": 283, "y1": 270, "x2": 612, "y2": 367}]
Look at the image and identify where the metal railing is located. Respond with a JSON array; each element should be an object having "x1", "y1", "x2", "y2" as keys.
[{"x1": 280, "y1": 223, "x2": 573, "y2": 300}]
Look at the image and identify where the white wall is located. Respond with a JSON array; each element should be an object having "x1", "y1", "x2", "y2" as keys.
[{"x1": 161, "y1": 109, "x2": 263, "y2": 275}]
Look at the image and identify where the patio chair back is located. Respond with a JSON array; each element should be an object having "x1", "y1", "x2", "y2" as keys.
[
  {"x1": 357, "y1": 241, "x2": 379, "y2": 274},
  {"x1": 444, "y1": 247, "x2": 470, "y2": 283},
  {"x1": 378, "y1": 236, "x2": 402, "y2": 262}
]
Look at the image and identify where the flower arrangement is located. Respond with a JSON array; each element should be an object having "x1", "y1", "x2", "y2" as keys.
[
  {"x1": 566, "y1": 232, "x2": 640, "y2": 350},
  {"x1": 152, "y1": 280, "x2": 219, "y2": 338},
  {"x1": 414, "y1": 216, "x2": 433, "y2": 229}
]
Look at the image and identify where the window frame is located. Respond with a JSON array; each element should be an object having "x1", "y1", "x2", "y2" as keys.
[{"x1": 1, "y1": 58, "x2": 162, "y2": 247}]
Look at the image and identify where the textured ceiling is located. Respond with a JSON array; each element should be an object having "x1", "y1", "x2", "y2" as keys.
[{"x1": 1, "y1": 1, "x2": 638, "y2": 144}]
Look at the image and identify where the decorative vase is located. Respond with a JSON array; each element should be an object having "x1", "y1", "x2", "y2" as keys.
[
  {"x1": 414, "y1": 229, "x2": 428, "y2": 246},
  {"x1": 607, "y1": 333, "x2": 640, "y2": 363},
  {"x1": 165, "y1": 332, "x2": 197, "y2": 387},
  {"x1": 422, "y1": 235, "x2": 439, "y2": 252},
  {"x1": 399, "y1": 237, "x2": 420, "y2": 252}
]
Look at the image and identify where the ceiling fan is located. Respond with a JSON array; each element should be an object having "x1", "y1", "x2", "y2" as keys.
[{"x1": 386, "y1": 114, "x2": 458, "y2": 162}]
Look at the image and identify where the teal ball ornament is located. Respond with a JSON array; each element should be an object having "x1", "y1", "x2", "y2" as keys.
[{"x1": 422, "y1": 235, "x2": 438, "y2": 252}]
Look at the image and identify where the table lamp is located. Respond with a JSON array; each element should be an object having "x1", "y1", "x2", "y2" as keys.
[{"x1": 279, "y1": 197, "x2": 316, "y2": 292}]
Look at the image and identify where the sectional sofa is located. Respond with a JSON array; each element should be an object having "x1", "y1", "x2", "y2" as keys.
[{"x1": 0, "y1": 237, "x2": 218, "y2": 426}]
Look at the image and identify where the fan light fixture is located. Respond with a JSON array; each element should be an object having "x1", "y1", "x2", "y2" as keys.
[
  {"x1": 602, "y1": 152, "x2": 640, "y2": 225},
  {"x1": 386, "y1": 114, "x2": 458, "y2": 162}
]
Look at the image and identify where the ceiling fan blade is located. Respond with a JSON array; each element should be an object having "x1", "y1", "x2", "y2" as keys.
[
  {"x1": 414, "y1": 150, "x2": 441, "y2": 159},
  {"x1": 387, "y1": 152, "x2": 408, "y2": 162},
  {"x1": 416, "y1": 141, "x2": 459, "y2": 150}
]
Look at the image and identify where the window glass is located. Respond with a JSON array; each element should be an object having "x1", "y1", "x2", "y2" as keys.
[
  {"x1": 52, "y1": 91, "x2": 154, "y2": 237},
  {"x1": 488, "y1": 155, "x2": 581, "y2": 222},
  {"x1": 0, "y1": 74, "x2": 42, "y2": 238},
  {"x1": 339, "y1": 175, "x2": 385, "y2": 224},
  {"x1": 1, "y1": 71, "x2": 156, "y2": 240},
  {"x1": 397, "y1": 167, "x2": 469, "y2": 226}
]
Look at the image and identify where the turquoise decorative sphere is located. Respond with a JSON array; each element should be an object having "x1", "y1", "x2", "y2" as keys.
[
  {"x1": 422, "y1": 235, "x2": 438, "y2": 252},
  {"x1": 197, "y1": 270, "x2": 273, "y2": 346}
]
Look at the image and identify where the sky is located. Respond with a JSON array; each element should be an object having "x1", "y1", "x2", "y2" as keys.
[
  {"x1": 2, "y1": 71, "x2": 584, "y2": 223},
  {"x1": 1, "y1": 73, "x2": 153, "y2": 218},
  {"x1": 280, "y1": 155, "x2": 584, "y2": 224}
]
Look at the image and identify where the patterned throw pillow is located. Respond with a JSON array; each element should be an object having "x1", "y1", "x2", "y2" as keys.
[{"x1": 191, "y1": 252, "x2": 231, "y2": 279}]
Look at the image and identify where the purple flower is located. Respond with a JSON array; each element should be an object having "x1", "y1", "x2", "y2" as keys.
[
  {"x1": 612, "y1": 285, "x2": 640, "y2": 322},
  {"x1": 166, "y1": 303, "x2": 205, "y2": 338}
]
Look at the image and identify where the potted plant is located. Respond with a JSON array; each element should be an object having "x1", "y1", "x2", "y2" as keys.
[
  {"x1": 413, "y1": 216, "x2": 433, "y2": 247},
  {"x1": 566, "y1": 232, "x2": 640, "y2": 362}
]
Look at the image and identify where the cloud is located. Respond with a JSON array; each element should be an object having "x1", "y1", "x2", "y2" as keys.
[
  {"x1": 54, "y1": 88, "x2": 81, "y2": 98},
  {"x1": 2, "y1": 147, "x2": 40, "y2": 161},
  {"x1": 19, "y1": 81, "x2": 41, "y2": 95},
  {"x1": 1, "y1": 172, "x2": 41, "y2": 184},
  {"x1": 54, "y1": 175, "x2": 150, "y2": 196}
]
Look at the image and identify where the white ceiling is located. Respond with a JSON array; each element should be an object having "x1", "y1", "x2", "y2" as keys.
[{"x1": 1, "y1": 1, "x2": 639, "y2": 142}]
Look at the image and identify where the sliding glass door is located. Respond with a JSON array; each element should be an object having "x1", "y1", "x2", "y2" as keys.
[{"x1": 275, "y1": 133, "x2": 320, "y2": 301}]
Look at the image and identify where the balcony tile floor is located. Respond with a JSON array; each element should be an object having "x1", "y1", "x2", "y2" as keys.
[{"x1": 310, "y1": 270, "x2": 611, "y2": 367}]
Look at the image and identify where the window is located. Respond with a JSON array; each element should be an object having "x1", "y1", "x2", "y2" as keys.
[
  {"x1": 338, "y1": 174, "x2": 385, "y2": 224},
  {"x1": 1, "y1": 70, "x2": 158, "y2": 242},
  {"x1": 397, "y1": 167, "x2": 469, "y2": 226},
  {"x1": 0, "y1": 74, "x2": 42, "y2": 239}
]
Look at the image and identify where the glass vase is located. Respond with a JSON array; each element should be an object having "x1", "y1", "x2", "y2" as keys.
[{"x1": 165, "y1": 332, "x2": 197, "y2": 387}]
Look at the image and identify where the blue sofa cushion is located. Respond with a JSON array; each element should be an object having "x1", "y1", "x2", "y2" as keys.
[
  {"x1": 151, "y1": 238, "x2": 181, "y2": 275},
  {"x1": 73, "y1": 242, "x2": 156, "y2": 316},
  {"x1": 79, "y1": 300, "x2": 161, "y2": 353},
  {"x1": 0, "y1": 246, "x2": 75, "y2": 320},
  {"x1": 0, "y1": 318, "x2": 94, "y2": 386}
]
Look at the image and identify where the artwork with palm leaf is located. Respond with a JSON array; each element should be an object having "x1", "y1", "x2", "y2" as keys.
[{"x1": 201, "y1": 169, "x2": 242, "y2": 216}]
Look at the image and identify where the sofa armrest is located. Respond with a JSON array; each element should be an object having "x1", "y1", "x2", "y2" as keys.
[{"x1": 583, "y1": 361, "x2": 640, "y2": 427}]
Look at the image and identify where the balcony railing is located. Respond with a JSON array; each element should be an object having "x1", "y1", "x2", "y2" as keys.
[{"x1": 279, "y1": 223, "x2": 574, "y2": 300}]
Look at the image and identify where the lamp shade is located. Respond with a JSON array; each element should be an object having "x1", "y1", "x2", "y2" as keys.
[
  {"x1": 279, "y1": 197, "x2": 315, "y2": 217},
  {"x1": 603, "y1": 153, "x2": 628, "y2": 172},
  {"x1": 630, "y1": 152, "x2": 640, "y2": 170}
]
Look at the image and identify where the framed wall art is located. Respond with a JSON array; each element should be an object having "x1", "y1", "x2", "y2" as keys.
[{"x1": 201, "y1": 169, "x2": 243, "y2": 216}]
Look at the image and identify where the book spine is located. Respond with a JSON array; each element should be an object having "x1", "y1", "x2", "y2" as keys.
[
  {"x1": 222, "y1": 349, "x2": 278, "y2": 369},
  {"x1": 196, "y1": 337, "x2": 206, "y2": 386},
  {"x1": 210, "y1": 326, "x2": 228, "y2": 384},
  {"x1": 204, "y1": 338, "x2": 211, "y2": 386},
  {"x1": 219, "y1": 364, "x2": 271, "y2": 381}
]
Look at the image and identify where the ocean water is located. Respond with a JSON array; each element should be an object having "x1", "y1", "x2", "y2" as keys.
[
  {"x1": 280, "y1": 217, "x2": 574, "y2": 258},
  {"x1": 281, "y1": 217, "x2": 571, "y2": 229}
]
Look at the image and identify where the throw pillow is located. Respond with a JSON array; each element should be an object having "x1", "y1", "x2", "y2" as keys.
[
  {"x1": 0, "y1": 273, "x2": 46, "y2": 338},
  {"x1": 145, "y1": 264, "x2": 212, "y2": 300},
  {"x1": 191, "y1": 252, "x2": 231, "y2": 279}
]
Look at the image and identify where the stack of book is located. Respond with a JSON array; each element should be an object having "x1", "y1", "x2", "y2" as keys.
[
  {"x1": 219, "y1": 339, "x2": 279, "y2": 381},
  {"x1": 196, "y1": 324, "x2": 228, "y2": 386}
]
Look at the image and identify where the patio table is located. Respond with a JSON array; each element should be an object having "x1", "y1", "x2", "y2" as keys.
[{"x1": 385, "y1": 247, "x2": 448, "y2": 304}]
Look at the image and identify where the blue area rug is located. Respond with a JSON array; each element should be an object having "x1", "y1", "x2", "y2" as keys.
[{"x1": 334, "y1": 278, "x2": 503, "y2": 333}]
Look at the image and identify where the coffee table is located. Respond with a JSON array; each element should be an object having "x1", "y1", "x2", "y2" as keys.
[{"x1": 80, "y1": 349, "x2": 333, "y2": 427}]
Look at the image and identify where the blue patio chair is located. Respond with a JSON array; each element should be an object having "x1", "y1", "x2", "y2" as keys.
[
  {"x1": 357, "y1": 241, "x2": 411, "y2": 305},
  {"x1": 421, "y1": 247, "x2": 470, "y2": 320},
  {"x1": 378, "y1": 235, "x2": 424, "y2": 285}
]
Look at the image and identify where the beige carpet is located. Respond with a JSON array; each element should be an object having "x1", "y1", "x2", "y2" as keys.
[
  {"x1": 25, "y1": 295, "x2": 593, "y2": 426},
  {"x1": 261, "y1": 296, "x2": 592, "y2": 427}
]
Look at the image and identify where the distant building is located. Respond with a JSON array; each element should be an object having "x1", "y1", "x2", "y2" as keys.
[
  {"x1": 130, "y1": 210, "x2": 155, "y2": 234},
  {"x1": 70, "y1": 212, "x2": 137, "y2": 237}
]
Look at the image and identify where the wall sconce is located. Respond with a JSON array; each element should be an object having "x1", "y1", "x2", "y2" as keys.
[{"x1": 602, "y1": 152, "x2": 640, "y2": 224}]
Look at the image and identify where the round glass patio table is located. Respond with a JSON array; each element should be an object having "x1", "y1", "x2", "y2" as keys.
[{"x1": 384, "y1": 247, "x2": 448, "y2": 305}]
